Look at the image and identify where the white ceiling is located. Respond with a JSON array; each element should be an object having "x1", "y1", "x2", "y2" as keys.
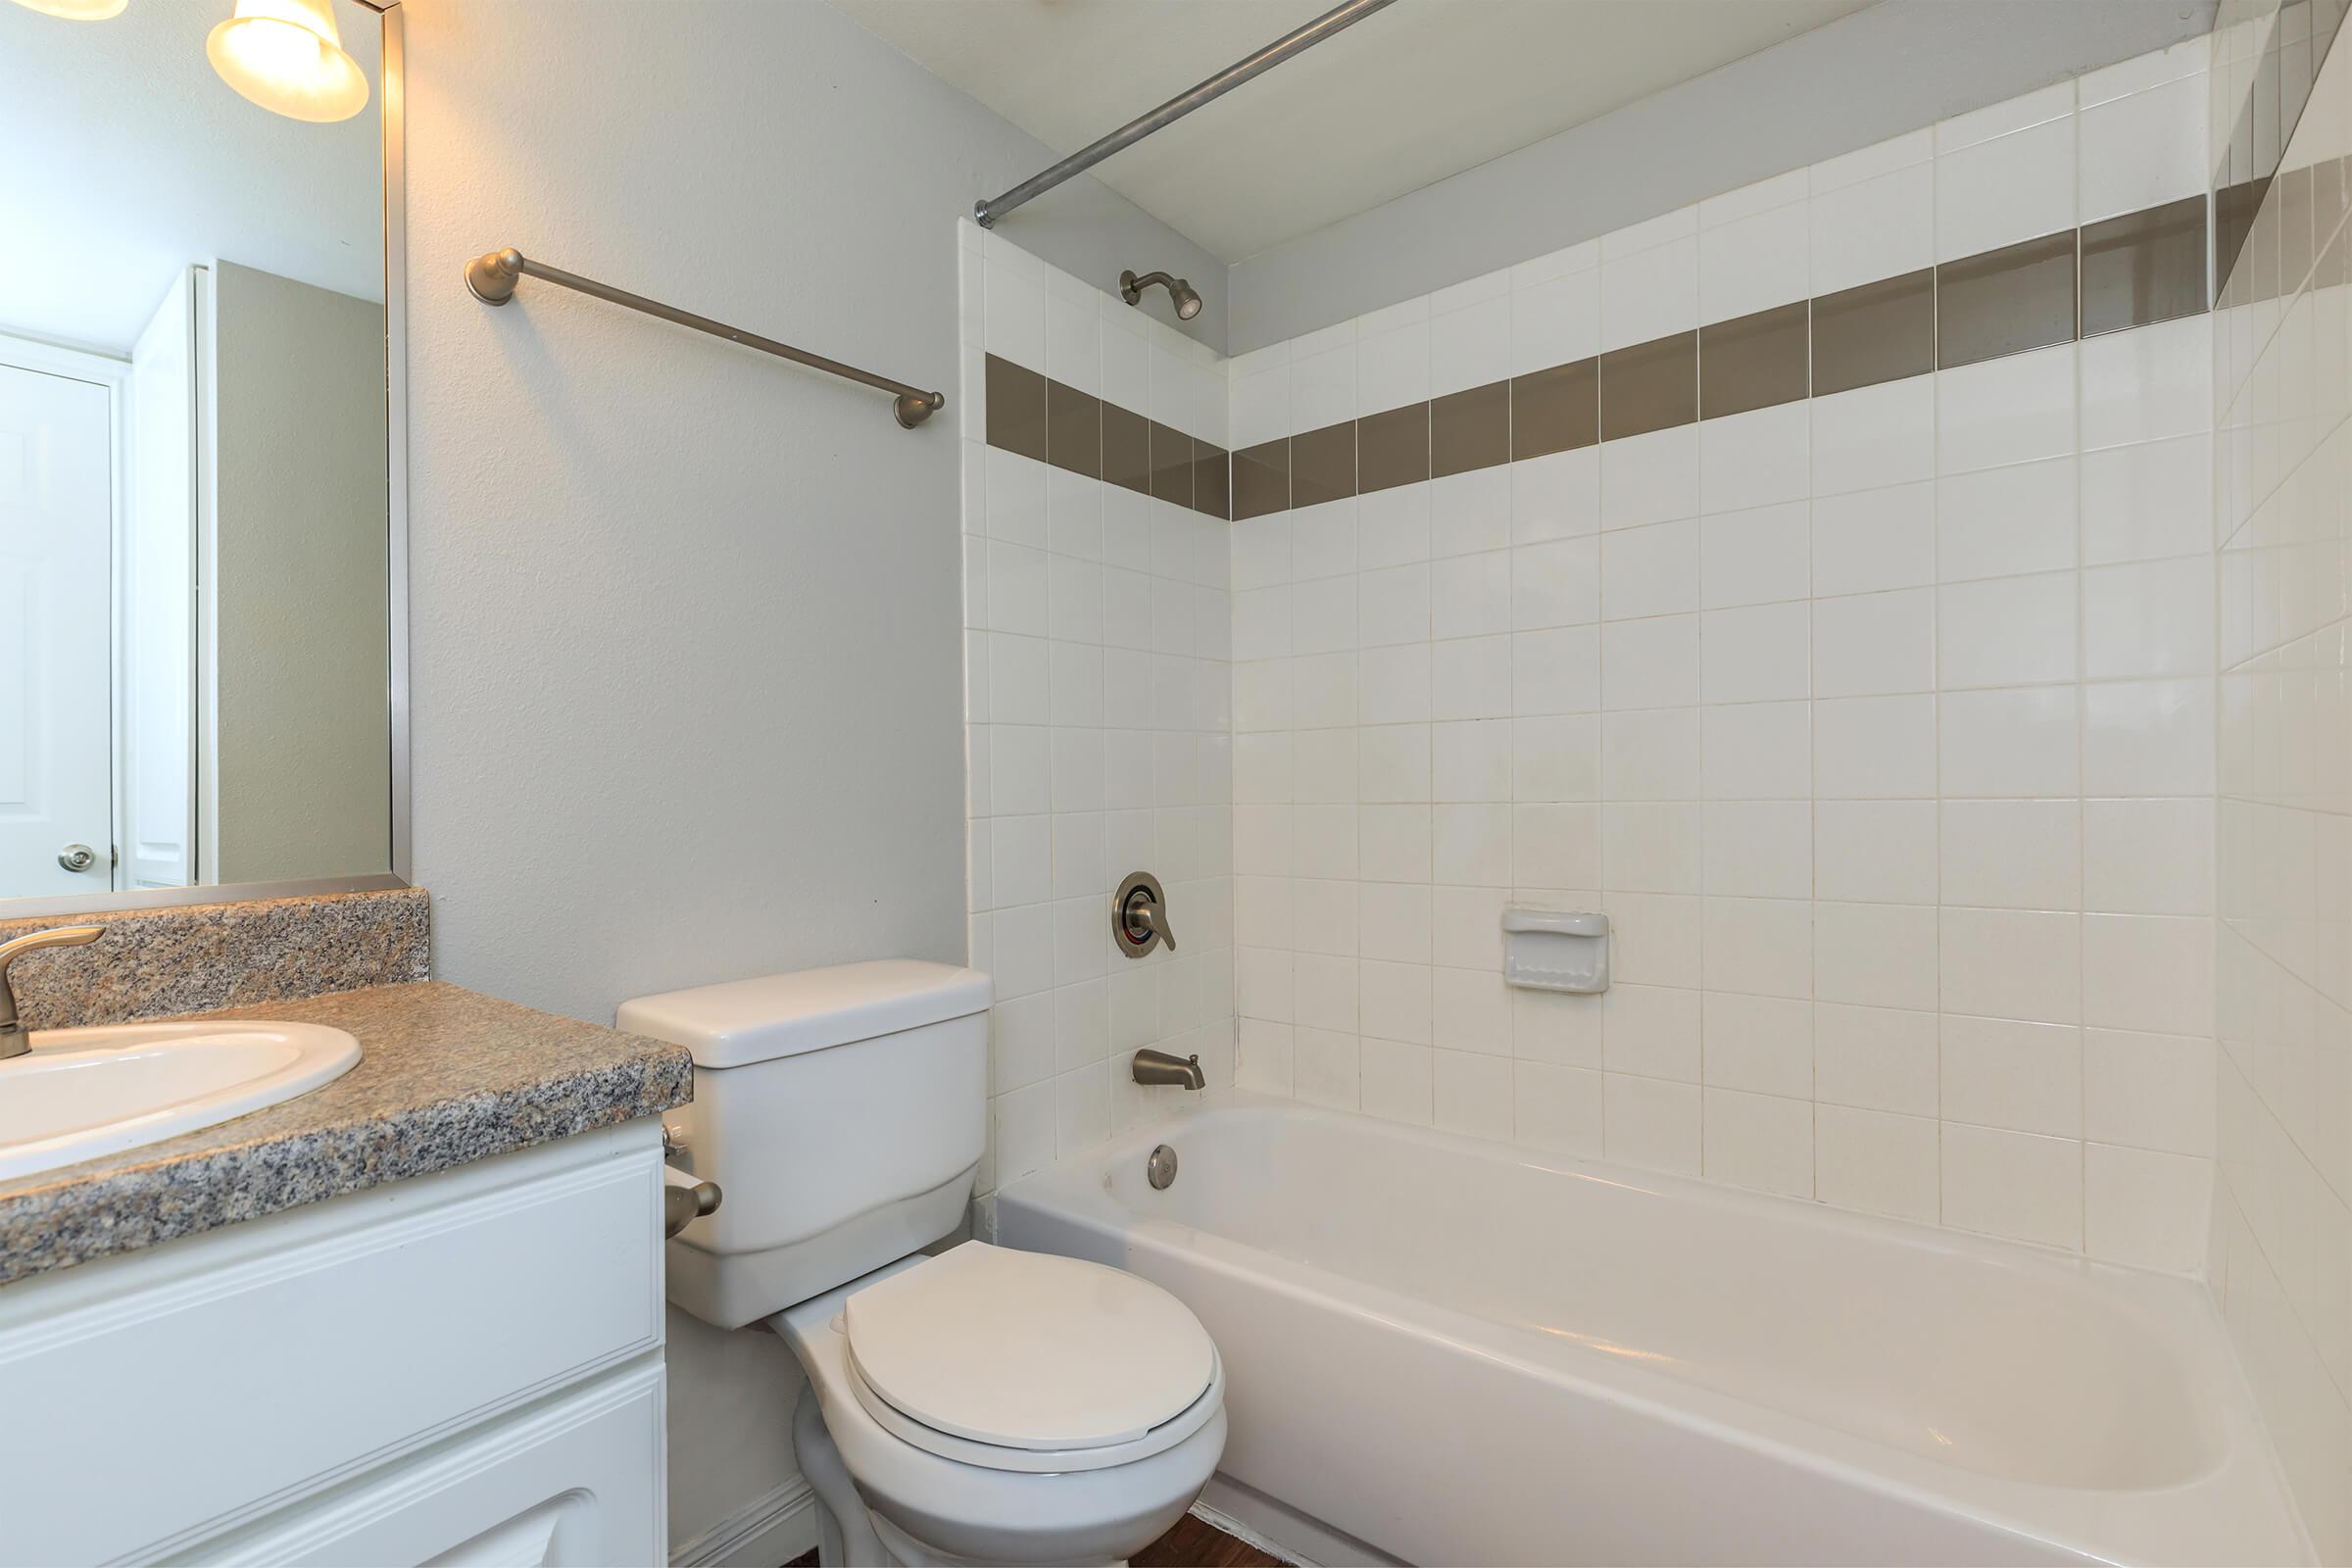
[
  {"x1": 834, "y1": 0, "x2": 1875, "y2": 262},
  {"x1": 0, "y1": 0, "x2": 382, "y2": 354}
]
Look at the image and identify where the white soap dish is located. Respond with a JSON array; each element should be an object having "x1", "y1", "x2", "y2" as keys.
[{"x1": 1501, "y1": 906, "x2": 1610, "y2": 994}]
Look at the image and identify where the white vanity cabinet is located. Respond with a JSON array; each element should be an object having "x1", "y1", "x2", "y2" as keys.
[{"x1": 0, "y1": 1121, "x2": 668, "y2": 1567}]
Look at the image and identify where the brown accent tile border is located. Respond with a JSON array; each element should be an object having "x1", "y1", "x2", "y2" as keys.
[
  {"x1": 1150, "y1": 421, "x2": 1194, "y2": 509},
  {"x1": 1045, "y1": 379, "x2": 1101, "y2": 480},
  {"x1": 1937, "y1": 230, "x2": 2078, "y2": 370},
  {"x1": 984, "y1": 355, "x2": 1046, "y2": 464},
  {"x1": 1811, "y1": 269, "x2": 1935, "y2": 397},
  {"x1": 1599, "y1": 331, "x2": 1695, "y2": 442},
  {"x1": 1432, "y1": 381, "x2": 1510, "y2": 477},
  {"x1": 1512, "y1": 359, "x2": 1598, "y2": 461},
  {"x1": 2082, "y1": 197, "x2": 2209, "y2": 337},
  {"x1": 990, "y1": 192, "x2": 2213, "y2": 523},
  {"x1": 1194, "y1": 440, "x2": 1231, "y2": 521},
  {"x1": 1291, "y1": 421, "x2": 1357, "y2": 508},
  {"x1": 1699, "y1": 302, "x2": 1808, "y2": 420},
  {"x1": 1357, "y1": 404, "x2": 1430, "y2": 493},
  {"x1": 985, "y1": 353, "x2": 1228, "y2": 519},
  {"x1": 1232, "y1": 439, "x2": 1290, "y2": 521},
  {"x1": 1102, "y1": 402, "x2": 1151, "y2": 496}
]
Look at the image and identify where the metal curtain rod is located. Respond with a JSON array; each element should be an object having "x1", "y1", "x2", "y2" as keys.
[
  {"x1": 973, "y1": 0, "x2": 1401, "y2": 228},
  {"x1": 464, "y1": 248, "x2": 945, "y2": 428}
]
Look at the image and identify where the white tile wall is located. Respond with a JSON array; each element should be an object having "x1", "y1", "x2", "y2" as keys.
[
  {"x1": 2209, "y1": 6, "x2": 2352, "y2": 1556},
  {"x1": 1226, "y1": 53, "x2": 2223, "y2": 1270},
  {"x1": 960, "y1": 221, "x2": 1233, "y2": 1193}
]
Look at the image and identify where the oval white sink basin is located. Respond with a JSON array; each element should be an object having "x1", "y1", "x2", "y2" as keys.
[{"x1": 0, "y1": 1020, "x2": 362, "y2": 1181}]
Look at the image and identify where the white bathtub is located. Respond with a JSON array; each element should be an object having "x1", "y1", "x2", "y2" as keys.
[{"x1": 995, "y1": 1097, "x2": 2308, "y2": 1567}]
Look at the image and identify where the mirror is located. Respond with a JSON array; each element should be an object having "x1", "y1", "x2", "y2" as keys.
[{"x1": 0, "y1": 0, "x2": 403, "y2": 909}]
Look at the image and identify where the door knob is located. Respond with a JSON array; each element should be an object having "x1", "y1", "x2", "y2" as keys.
[
  {"x1": 1114, "y1": 871, "x2": 1175, "y2": 958},
  {"x1": 58, "y1": 844, "x2": 98, "y2": 873}
]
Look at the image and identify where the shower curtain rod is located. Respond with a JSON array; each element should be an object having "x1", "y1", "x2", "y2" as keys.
[
  {"x1": 463, "y1": 248, "x2": 945, "y2": 428},
  {"x1": 973, "y1": 0, "x2": 1402, "y2": 229}
]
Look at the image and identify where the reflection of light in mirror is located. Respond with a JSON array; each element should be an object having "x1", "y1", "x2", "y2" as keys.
[
  {"x1": 7, "y1": 0, "x2": 129, "y2": 19},
  {"x1": 206, "y1": 0, "x2": 368, "y2": 123}
]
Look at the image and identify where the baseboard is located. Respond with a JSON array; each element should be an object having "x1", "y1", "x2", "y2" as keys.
[
  {"x1": 669, "y1": 1477, "x2": 817, "y2": 1568},
  {"x1": 1195, "y1": 1475, "x2": 1400, "y2": 1568}
]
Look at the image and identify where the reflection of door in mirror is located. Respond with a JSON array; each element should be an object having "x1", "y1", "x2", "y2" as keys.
[{"x1": 0, "y1": 356, "x2": 113, "y2": 897}]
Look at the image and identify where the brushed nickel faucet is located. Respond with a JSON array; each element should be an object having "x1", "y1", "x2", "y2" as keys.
[
  {"x1": 1131, "y1": 1048, "x2": 1204, "y2": 1090},
  {"x1": 0, "y1": 926, "x2": 104, "y2": 1060}
]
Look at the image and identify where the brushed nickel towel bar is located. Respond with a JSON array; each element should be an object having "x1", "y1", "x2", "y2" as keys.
[{"x1": 465, "y1": 248, "x2": 944, "y2": 428}]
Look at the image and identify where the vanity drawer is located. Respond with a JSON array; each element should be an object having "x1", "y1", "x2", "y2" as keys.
[
  {"x1": 181, "y1": 1359, "x2": 665, "y2": 1567},
  {"x1": 0, "y1": 1122, "x2": 664, "y2": 1566}
]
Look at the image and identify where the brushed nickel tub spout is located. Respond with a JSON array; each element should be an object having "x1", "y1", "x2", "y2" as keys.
[{"x1": 1132, "y1": 1049, "x2": 1204, "y2": 1090}]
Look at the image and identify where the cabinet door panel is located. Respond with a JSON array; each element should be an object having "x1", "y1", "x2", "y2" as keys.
[{"x1": 0, "y1": 1129, "x2": 662, "y2": 1565}]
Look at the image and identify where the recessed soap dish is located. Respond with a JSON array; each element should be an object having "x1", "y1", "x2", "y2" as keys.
[{"x1": 1501, "y1": 906, "x2": 1610, "y2": 994}]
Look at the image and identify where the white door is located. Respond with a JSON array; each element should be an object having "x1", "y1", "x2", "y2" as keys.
[{"x1": 0, "y1": 362, "x2": 113, "y2": 896}]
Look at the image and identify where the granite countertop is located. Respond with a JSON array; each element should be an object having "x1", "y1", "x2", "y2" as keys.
[{"x1": 0, "y1": 981, "x2": 693, "y2": 1288}]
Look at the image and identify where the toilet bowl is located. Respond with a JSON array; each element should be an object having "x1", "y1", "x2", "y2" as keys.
[
  {"x1": 618, "y1": 962, "x2": 1228, "y2": 1568},
  {"x1": 773, "y1": 1245, "x2": 1227, "y2": 1566}
]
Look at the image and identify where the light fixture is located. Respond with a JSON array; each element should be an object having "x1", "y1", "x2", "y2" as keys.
[
  {"x1": 8, "y1": 0, "x2": 129, "y2": 19},
  {"x1": 207, "y1": 0, "x2": 368, "y2": 123}
]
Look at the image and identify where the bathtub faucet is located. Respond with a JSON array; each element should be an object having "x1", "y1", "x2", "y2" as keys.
[{"x1": 1132, "y1": 1049, "x2": 1205, "y2": 1090}]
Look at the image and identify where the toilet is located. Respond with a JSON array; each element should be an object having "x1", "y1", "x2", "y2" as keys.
[{"x1": 620, "y1": 960, "x2": 1226, "y2": 1567}]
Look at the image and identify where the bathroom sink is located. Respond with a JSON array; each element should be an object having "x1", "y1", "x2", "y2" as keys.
[{"x1": 0, "y1": 1020, "x2": 362, "y2": 1181}]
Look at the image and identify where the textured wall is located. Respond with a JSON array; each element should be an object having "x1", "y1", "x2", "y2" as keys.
[{"x1": 395, "y1": 1, "x2": 1223, "y2": 1554}]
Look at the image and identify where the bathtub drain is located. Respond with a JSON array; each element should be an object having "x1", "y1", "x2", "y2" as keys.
[{"x1": 1147, "y1": 1144, "x2": 1178, "y2": 1190}]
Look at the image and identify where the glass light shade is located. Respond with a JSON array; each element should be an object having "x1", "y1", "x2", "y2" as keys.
[
  {"x1": 206, "y1": 0, "x2": 368, "y2": 123},
  {"x1": 8, "y1": 0, "x2": 130, "y2": 18}
]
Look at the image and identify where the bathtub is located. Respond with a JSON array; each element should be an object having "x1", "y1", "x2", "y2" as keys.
[{"x1": 995, "y1": 1097, "x2": 2307, "y2": 1567}]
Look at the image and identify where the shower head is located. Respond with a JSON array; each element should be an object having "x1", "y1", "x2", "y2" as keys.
[{"x1": 1121, "y1": 269, "x2": 1202, "y2": 322}]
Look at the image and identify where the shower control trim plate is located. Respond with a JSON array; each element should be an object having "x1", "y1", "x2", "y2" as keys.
[{"x1": 1114, "y1": 871, "x2": 1175, "y2": 958}]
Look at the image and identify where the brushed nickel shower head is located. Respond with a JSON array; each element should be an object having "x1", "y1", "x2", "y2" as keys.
[{"x1": 1121, "y1": 269, "x2": 1202, "y2": 322}]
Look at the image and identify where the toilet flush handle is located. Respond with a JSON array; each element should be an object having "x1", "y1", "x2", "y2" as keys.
[{"x1": 662, "y1": 1164, "x2": 721, "y2": 1238}]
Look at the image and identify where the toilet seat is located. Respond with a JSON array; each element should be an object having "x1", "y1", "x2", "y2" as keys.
[{"x1": 839, "y1": 1242, "x2": 1222, "y2": 1475}]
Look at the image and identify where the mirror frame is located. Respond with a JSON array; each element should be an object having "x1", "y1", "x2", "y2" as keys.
[{"x1": 4, "y1": 0, "x2": 410, "y2": 917}]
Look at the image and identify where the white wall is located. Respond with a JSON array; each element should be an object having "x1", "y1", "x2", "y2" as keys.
[
  {"x1": 957, "y1": 223, "x2": 1235, "y2": 1191},
  {"x1": 1225, "y1": 47, "x2": 2223, "y2": 1269},
  {"x1": 1226, "y1": 0, "x2": 2216, "y2": 353},
  {"x1": 208, "y1": 260, "x2": 391, "y2": 885},
  {"x1": 2209, "y1": 4, "x2": 2352, "y2": 1557},
  {"x1": 397, "y1": 2, "x2": 1226, "y2": 1555}
]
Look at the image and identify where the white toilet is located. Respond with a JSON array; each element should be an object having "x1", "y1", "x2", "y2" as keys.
[{"x1": 620, "y1": 960, "x2": 1226, "y2": 1567}]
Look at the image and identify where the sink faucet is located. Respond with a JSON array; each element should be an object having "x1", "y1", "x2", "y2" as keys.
[
  {"x1": 0, "y1": 926, "x2": 105, "y2": 1060},
  {"x1": 1131, "y1": 1048, "x2": 1205, "y2": 1090}
]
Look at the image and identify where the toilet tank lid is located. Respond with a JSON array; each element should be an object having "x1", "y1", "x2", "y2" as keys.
[{"x1": 616, "y1": 960, "x2": 993, "y2": 1067}]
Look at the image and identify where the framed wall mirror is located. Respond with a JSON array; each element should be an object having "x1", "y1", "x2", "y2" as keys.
[{"x1": 0, "y1": 0, "x2": 406, "y2": 914}]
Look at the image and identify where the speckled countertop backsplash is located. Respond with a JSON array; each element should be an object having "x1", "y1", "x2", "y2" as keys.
[{"x1": 0, "y1": 887, "x2": 429, "y2": 1029}]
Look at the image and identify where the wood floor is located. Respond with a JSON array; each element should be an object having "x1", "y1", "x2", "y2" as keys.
[
  {"x1": 783, "y1": 1509, "x2": 1286, "y2": 1567},
  {"x1": 1131, "y1": 1511, "x2": 1289, "y2": 1566}
]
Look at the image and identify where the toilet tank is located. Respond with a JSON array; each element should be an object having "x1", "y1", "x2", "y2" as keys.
[{"x1": 619, "y1": 960, "x2": 992, "y2": 1329}]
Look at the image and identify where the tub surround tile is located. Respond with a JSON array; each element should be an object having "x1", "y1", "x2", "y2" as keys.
[
  {"x1": 1936, "y1": 230, "x2": 2080, "y2": 368},
  {"x1": 1810, "y1": 270, "x2": 1936, "y2": 396},
  {"x1": 1431, "y1": 381, "x2": 1511, "y2": 477},
  {"x1": 1291, "y1": 421, "x2": 1359, "y2": 507},
  {"x1": 984, "y1": 355, "x2": 1048, "y2": 464},
  {"x1": 2081, "y1": 196, "x2": 2208, "y2": 336},
  {"x1": 1699, "y1": 302, "x2": 1810, "y2": 419},
  {"x1": 0, "y1": 980, "x2": 692, "y2": 1288},
  {"x1": 1598, "y1": 331, "x2": 1697, "y2": 441},
  {"x1": 0, "y1": 888, "x2": 428, "y2": 1032},
  {"x1": 1102, "y1": 401, "x2": 1152, "y2": 495},
  {"x1": 1511, "y1": 360, "x2": 1600, "y2": 460},
  {"x1": 1357, "y1": 404, "x2": 1431, "y2": 494},
  {"x1": 1232, "y1": 438, "x2": 1291, "y2": 521}
]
